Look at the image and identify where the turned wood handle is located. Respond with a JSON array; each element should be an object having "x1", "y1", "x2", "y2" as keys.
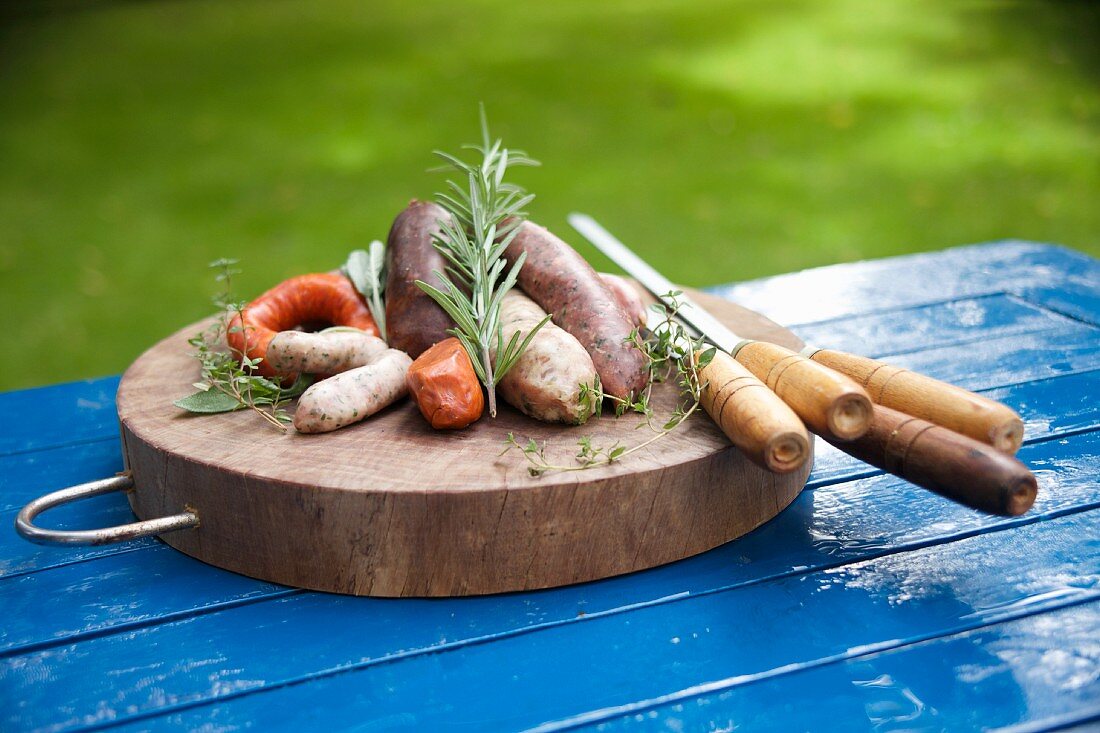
[
  {"x1": 809, "y1": 349, "x2": 1025, "y2": 454},
  {"x1": 699, "y1": 351, "x2": 811, "y2": 473},
  {"x1": 826, "y1": 404, "x2": 1037, "y2": 516},
  {"x1": 734, "y1": 341, "x2": 872, "y2": 441}
]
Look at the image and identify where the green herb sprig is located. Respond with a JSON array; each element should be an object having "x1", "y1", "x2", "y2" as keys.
[
  {"x1": 501, "y1": 292, "x2": 717, "y2": 475},
  {"x1": 416, "y1": 108, "x2": 550, "y2": 417},
  {"x1": 174, "y1": 258, "x2": 311, "y2": 431},
  {"x1": 343, "y1": 241, "x2": 387, "y2": 341}
]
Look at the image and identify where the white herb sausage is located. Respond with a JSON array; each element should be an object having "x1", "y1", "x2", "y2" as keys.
[
  {"x1": 293, "y1": 349, "x2": 413, "y2": 433},
  {"x1": 266, "y1": 330, "x2": 389, "y2": 375},
  {"x1": 494, "y1": 291, "x2": 599, "y2": 425}
]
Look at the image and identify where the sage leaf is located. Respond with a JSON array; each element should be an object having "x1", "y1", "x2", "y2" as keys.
[{"x1": 174, "y1": 390, "x2": 241, "y2": 414}]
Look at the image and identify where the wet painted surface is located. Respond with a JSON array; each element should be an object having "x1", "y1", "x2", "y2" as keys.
[{"x1": 2, "y1": 243, "x2": 1098, "y2": 732}]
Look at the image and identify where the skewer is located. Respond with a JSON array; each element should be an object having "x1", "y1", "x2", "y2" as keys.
[
  {"x1": 570, "y1": 213, "x2": 872, "y2": 444},
  {"x1": 570, "y1": 212, "x2": 1024, "y2": 454},
  {"x1": 570, "y1": 213, "x2": 1038, "y2": 516}
]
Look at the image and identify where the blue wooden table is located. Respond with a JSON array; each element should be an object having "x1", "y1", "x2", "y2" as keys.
[{"x1": 3, "y1": 242, "x2": 1099, "y2": 732}]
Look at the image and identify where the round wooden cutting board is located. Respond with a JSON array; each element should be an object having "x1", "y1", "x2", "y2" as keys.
[{"x1": 116, "y1": 289, "x2": 811, "y2": 597}]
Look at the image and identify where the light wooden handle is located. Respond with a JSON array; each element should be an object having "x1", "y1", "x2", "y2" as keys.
[
  {"x1": 809, "y1": 349, "x2": 1025, "y2": 454},
  {"x1": 734, "y1": 341, "x2": 872, "y2": 441},
  {"x1": 826, "y1": 404, "x2": 1037, "y2": 516},
  {"x1": 699, "y1": 351, "x2": 810, "y2": 473}
]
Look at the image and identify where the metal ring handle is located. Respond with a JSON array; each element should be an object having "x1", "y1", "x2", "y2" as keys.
[{"x1": 14, "y1": 473, "x2": 199, "y2": 546}]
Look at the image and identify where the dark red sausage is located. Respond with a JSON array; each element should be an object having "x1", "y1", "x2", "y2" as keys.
[
  {"x1": 385, "y1": 200, "x2": 455, "y2": 359},
  {"x1": 226, "y1": 273, "x2": 378, "y2": 380},
  {"x1": 503, "y1": 221, "x2": 648, "y2": 400}
]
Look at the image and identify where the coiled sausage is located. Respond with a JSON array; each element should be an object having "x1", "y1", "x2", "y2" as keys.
[{"x1": 226, "y1": 273, "x2": 378, "y2": 380}]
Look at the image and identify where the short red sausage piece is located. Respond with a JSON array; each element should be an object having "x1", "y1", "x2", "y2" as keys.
[
  {"x1": 406, "y1": 337, "x2": 485, "y2": 430},
  {"x1": 226, "y1": 273, "x2": 378, "y2": 380}
]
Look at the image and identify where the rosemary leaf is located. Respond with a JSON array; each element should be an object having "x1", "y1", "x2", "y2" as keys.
[{"x1": 414, "y1": 108, "x2": 545, "y2": 417}]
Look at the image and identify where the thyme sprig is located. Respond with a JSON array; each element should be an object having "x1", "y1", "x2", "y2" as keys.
[
  {"x1": 501, "y1": 292, "x2": 717, "y2": 476},
  {"x1": 416, "y1": 108, "x2": 548, "y2": 417},
  {"x1": 174, "y1": 258, "x2": 311, "y2": 432}
]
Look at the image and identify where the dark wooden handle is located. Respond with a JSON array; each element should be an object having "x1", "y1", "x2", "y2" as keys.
[
  {"x1": 809, "y1": 349, "x2": 1025, "y2": 454},
  {"x1": 826, "y1": 404, "x2": 1037, "y2": 516},
  {"x1": 699, "y1": 351, "x2": 810, "y2": 473},
  {"x1": 734, "y1": 341, "x2": 872, "y2": 441}
]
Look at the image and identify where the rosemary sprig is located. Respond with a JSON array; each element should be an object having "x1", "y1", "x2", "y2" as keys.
[
  {"x1": 344, "y1": 241, "x2": 387, "y2": 341},
  {"x1": 501, "y1": 292, "x2": 717, "y2": 476},
  {"x1": 174, "y1": 258, "x2": 311, "y2": 432},
  {"x1": 416, "y1": 108, "x2": 548, "y2": 417}
]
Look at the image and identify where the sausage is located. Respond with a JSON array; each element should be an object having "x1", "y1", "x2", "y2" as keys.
[
  {"x1": 226, "y1": 273, "x2": 378, "y2": 380},
  {"x1": 406, "y1": 337, "x2": 485, "y2": 429},
  {"x1": 385, "y1": 200, "x2": 455, "y2": 358},
  {"x1": 503, "y1": 221, "x2": 648, "y2": 400},
  {"x1": 599, "y1": 272, "x2": 647, "y2": 330},
  {"x1": 495, "y1": 290, "x2": 599, "y2": 424},
  {"x1": 293, "y1": 349, "x2": 412, "y2": 433},
  {"x1": 266, "y1": 330, "x2": 389, "y2": 375}
]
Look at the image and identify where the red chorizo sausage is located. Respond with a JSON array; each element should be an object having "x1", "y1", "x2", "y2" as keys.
[
  {"x1": 503, "y1": 221, "x2": 649, "y2": 400},
  {"x1": 385, "y1": 200, "x2": 455, "y2": 359},
  {"x1": 226, "y1": 273, "x2": 378, "y2": 380},
  {"x1": 406, "y1": 337, "x2": 485, "y2": 429}
]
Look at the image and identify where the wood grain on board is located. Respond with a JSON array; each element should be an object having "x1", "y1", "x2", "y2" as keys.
[{"x1": 115, "y1": 289, "x2": 810, "y2": 597}]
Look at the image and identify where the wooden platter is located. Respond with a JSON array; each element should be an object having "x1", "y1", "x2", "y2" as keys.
[{"x1": 116, "y1": 289, "x2": 811, "y2": 597}]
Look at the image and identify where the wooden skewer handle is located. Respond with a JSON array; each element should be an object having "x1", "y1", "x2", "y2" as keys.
[
  {"x1": 699, "y1": 351, "x2": 811, "y2": 474},
  {"x1": 733, "y1": 341, "x2": 873, "y2": 442},
  {"x1": 808, "y1": 349, "x2": 1025, "y2": 454},
  {"x1": 825, "y1": 404, "x2": 1037, "y2": 516}
]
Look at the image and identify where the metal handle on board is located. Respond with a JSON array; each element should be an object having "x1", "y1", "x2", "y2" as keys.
[{"x1": 14, "y1": 473, "x2": 199, "y2": 546}]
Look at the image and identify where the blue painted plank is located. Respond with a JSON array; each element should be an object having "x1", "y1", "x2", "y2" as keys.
[
  {"x1": 0, "y1": 544, "x2": 292, "y2": 656},
  {"x1": 0, "y1": 437, "x2": 122, "y2": 513},
  {"x1": 0, "y1": 377, "x2": 120, "y2": 456},
  {"x1": 5, "y1": 428, "x2": 1099, "y2": 732},
  {"x1": 0, "y1": 438, "x2": 144, "y2": 578},
  {"x1": 982, "y1": 369, "x2": 1100, "y2": 443},
  {"x1": 881, "y1": 323, "x2": 1099, "y2": 392},
  {"x1": 571, "y1": 601, "x2": 1100, "y2": 733},
  {"x1": 85, "y1": 509, "x2": 1100, "y2": 733},
  {"x1": 793, "y1": 293, "x2": 1075, "y2": 359},
  {"x1": 712, "y1": 242, "x2": 1099, "y2": 327},
  {"x1": 0, "y1": 499, "x2": 152, "y2": 579}
]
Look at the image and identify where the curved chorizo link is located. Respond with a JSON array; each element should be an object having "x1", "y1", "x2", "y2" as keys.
[{"x1": 226, "y1": 273, "x2": 378, "y2": 379}]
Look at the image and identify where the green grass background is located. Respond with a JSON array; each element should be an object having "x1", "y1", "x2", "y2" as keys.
[{"x1": 1, "y1": 0, "x2": 1097, "y2": 390}]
